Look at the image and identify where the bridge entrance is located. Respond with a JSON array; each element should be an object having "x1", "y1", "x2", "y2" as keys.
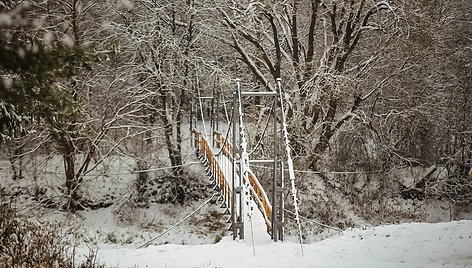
[{"x1": 192, "y1": 78, "x2": 300, "y2": 242}]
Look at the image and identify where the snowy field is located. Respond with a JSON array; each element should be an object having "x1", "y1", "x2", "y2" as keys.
[{"x1": 79, "y1": 220, "x2": 472, "y2": 268}]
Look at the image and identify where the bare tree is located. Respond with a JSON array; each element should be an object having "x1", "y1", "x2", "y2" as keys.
[
  {"x1": 328, "y1": 0, "x2": 472, "y2": 207},
  {"x1": 1, "y1": 0, "x2": 159, "y2": 210},
  {"x1": 112, "y1": 0, "x2": 211, "y2": 177},
  {"x1": 219, "y1": 0, "x2": 401, "y2": 169}
]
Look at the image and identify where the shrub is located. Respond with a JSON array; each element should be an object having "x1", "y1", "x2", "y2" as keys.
[{"x1": 0, "y1": 204, "x2": 102, "y2": 268}]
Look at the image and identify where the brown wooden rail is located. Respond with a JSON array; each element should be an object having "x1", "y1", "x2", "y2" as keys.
[{"x1": 195, "y1": 131, "x2": 232, "y2": 212}]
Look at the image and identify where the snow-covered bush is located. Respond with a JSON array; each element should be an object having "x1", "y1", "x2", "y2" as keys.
[
  {"x1": 131, "y1": 169, "x2": 210, "y2": 207},
  {"x1": 0, "y1": 204, "x2": 103, "y2": 268}
]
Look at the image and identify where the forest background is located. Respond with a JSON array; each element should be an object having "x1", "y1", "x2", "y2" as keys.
[{"x1": 0, "y1": 0, "x2": 471, "y2": 233}]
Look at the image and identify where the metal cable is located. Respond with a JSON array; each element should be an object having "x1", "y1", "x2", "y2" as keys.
[
  {"x1": 277, "y1": 79, "x2": 304, "y2": 255},
  {"x1": 221, "y1": 91, "x2": 230, "y2": 123},
  {"x1": 35, "y1": 162, "x2": 199, "y2": 177},
  {"x1": 248, "y1": 100, "x2": 275, "y2": 156},
  {"x1": 284, "y1": 209, "x2": 342, "y2": 233},
  {"x1": 137, "y1": 192, "x2": 218, "y2": 249},
  {"x1": 196, "y1": 85, "x2": 208, "y2": 138},
  {"x1": 214, "y1": 104, "x2": 234, "y2": 157}
]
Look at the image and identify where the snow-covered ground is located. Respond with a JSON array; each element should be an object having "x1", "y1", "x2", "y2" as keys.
[
  {"x1": 2, "y1": 122, "x2": 472, "y2": 267},
  {"x1": 79, "y1": 220, "x2": 472, "y2": 268}
]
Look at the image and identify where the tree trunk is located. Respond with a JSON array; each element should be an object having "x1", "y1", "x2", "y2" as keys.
[
  {"x1": 62, "y1": 139, "x2": 82, "y2": 211},
  {"x1": 160, "y1": 94, "x2": 184, "y2": 177}
]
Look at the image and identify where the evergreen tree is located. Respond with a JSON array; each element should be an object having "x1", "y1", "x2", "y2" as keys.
[{"x1": 0, "y1": 2, "x2": 81, "y2": 143}]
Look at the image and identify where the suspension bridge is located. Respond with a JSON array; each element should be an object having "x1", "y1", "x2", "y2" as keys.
[{"x1": 192, "y1": 79, "x2": 302, "y2": 244}]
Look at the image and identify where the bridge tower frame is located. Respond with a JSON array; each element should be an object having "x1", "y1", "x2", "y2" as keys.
[
  {"x1": 230, "y1": 79, "x2": 285, "y2": 241},
  {"x1": 194, "y1": 78, "x2": 288, "y2": 242}
]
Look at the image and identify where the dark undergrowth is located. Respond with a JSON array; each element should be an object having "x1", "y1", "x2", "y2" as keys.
[{"x1": 0, "y1": 203, "x2": 104, "y2": 268}]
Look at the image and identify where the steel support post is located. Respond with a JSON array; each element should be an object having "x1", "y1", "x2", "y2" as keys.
[
  {"x1": 236, "y1": 80, "x2": 244, "y2": 240},
  {"x1": 231, "y1": 86, "x2": 237, "y2": 239},
  {"x1": 276, "y1": 78, "x2": 285, "y2": 241},
  {"x1": 271, "y1": 98, "x2": 278, "y2": 241},
  {"x1": 235, "y1": 80, "x2": 285, "y2": 241},
  {"x1": 232, "y1": 79, "x2": 244, "y2": 240}
]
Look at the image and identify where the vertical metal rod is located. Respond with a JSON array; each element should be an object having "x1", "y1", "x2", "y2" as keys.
[
  {"x1": 272, "y1": 88, "x2": 278, "y2": 241},
  {"x1": 216, "y1": 92, "x2": 220, "y2": 137},
  {"x1": 195, "y1": 95, "x2": 199, "y2": 146},
  {"x1": 277, "y1": 78, "x2": 285, "y2": 241},
  {"x1": 211, "y1": 89, "x2": 215, "y2": 147},
  {"x1": 231, "y1": 81, "x2": 238, "y2": 240},
  {"x1": 237, "y1": 79, "x2": 244, "y2": 240},
  {"x1": 191, "y1": 96, "x2": 193, "y2": 132},
  {"x1": 195, "y1": 95, "x2": 198, "y2": 135}
]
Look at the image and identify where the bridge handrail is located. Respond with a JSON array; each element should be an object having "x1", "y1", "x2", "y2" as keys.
[
  {"x1": 214, "y1": 131, "x2": 272, "y2": 231},
  {"x1": 195, "y1": 131, "x2": 232, "y2": 213},
  {"x1": 245, "y1": 169, "x2": 272, "y2": 230}
]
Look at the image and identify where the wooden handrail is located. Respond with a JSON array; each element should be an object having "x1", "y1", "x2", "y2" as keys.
[
  {"x1": 196, "y1": 132, "x2": 232, "y2": 211},
  {"x1": 246, "y1": 170, "x2": 272, "y2": 229},
  {"x1": 213, "y1": 131, "x2": 273, "y2": 230}
]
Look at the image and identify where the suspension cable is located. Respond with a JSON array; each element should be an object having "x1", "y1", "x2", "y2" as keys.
[
  {"x1": 237, "y1": 81, "x2": 250, "y2": 190},
  {"x1": 277, "y1": 79, "x2": 304, "y2": 255},
  {"x1": 248, "y1": 100, "x2": 275, "y2": 156},
  {"x1": 137, "y1": 193, "x2": 218, "y2": 249},
  {"x1": 221, "y1": 91, "x2": 230, "y2": 123},
  {"x1": 196, "y1": 85, "x2": 208, "y2": 138},
  {"x1": 284, "y1": 209, "x2": 342, "y2": 233},
  {"x1": 214, "y1": 104, "x2": 234, "y2": 157},
  {"x1": 36, "y1": 162, "x2": 199, "y2": 177},
  {"x1": 236, "y1": 80, "x2": 257, "y2": 253}
]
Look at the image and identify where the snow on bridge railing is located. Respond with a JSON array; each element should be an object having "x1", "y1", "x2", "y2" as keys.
[{"x1": 214, "y1": 131, "x2": 273, "y2": 232}]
